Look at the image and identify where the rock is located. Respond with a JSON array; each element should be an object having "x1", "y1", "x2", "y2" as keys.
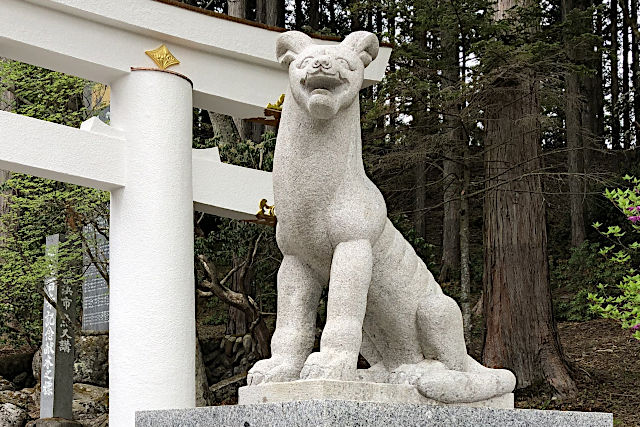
[
  {"x1": 0, "y1": 352, "x2": 35, "y2": 384},
  {"x1": 207, "y1": 366, "x2": 230, "y2": 385},
  {"x1": 0, "y1": 376, "x2": 15, "y2": 392},
  {"x1": 26, "y1": 418, "x2": 82, "y2": 427},
  {"x1": 72, "y1": 383, "x2": 108, "y2": 422},
  {"x1": 203, "y1": 349, "x2": 218, "y2": 365},
  {"x1": 33, "y1": 336, "x2": 109, "y2": 388},
  {"x1": 242, "y1": 335, "x2": 252, "y2": 353},
  {"x1": 32, "y1": 349, "x2": 41, "y2": 382},
  {"x1": 73, "y1": 335, "x2": 108, "y2": 388},
  {"x1": 12, "y1": 372, "x2": 28, "y2": 390},
  {"x1": 195, "y1": 340, "x2": 211, "y2": 407},
  {"x1": 78, "y1": 414, "x2": 107, "y2": 427},
  {"x1": 0, "y1": 402, "x2": 27, "y2": 427},
  {"x1": 232, "y1": 349, "x2": 245, "y2": 365},
  {"x1": 0, "y1": 389, "x2": 33, "y2": 409},
  {"x1": 232, "y1": 340, "x2": 240, "y2": 354},
  {"x1": 223, "y1": 339, "x2": 233, "y2": 357},
  {"x1": 209, "y1": 373, "x2": 246, "y2": 403}
]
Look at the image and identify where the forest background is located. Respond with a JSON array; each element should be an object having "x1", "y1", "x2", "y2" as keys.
[{"x1": 0, "y1": 0, "x2": 639, "y2": 424}]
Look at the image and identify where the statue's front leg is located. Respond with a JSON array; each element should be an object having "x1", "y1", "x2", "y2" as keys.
[
  {"x1": 300, "y1": 240, "x2": 372, "y2": 381},
  {"x1": 248, "y1": 255, "x2": 323, "y2": 385}
]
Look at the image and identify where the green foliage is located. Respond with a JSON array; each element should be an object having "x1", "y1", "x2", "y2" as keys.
[
  {"x1": 203, "y1": 296, "x2": 229, "y2": 326},
  {"x1": 0, "y1": 61, "x2": 108, "y2": 347},
  {"x1": 588, "y1": 176, "x2": 640, "y2": 340},
  {"x1": 194, "y1": 129, "x2": 280, "y2": 319},
  {"x1": 551, "y1": 241, "x2": 628, "y2": 321}
]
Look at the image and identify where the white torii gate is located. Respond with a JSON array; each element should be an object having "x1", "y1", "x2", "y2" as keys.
[{"x1": 0, "y1": 0, "x2": 391, "y2": 425}]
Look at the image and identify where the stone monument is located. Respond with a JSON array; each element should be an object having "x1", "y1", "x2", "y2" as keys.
[
  {"x1": 242, "y1": 30, "x2": 515, "y2": 406},
  {"x1": 39, "y1": 234, "x2": 77, "y2": 421},
  {"x1": 81, "y1": 221, "x2": 109, "y2": 332}
]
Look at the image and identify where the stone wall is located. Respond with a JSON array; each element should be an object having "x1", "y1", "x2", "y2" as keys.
[{"x1": 201, "y1": 334, "x2": 258, "y2": 389}]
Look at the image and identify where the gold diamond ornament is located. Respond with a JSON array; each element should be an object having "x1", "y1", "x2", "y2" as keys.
[{"x1": 145, "y1": 44, "x2": 180, "y2": 70}]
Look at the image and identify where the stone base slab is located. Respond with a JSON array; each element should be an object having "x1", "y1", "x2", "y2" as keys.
[
  {"x1": 136, "y1": 400, "x2": 613, "y2": 427},
  {"x1": 238, "y1": 379, "x2": 514, "y2": 408}
]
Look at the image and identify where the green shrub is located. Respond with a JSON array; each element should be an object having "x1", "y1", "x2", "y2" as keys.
[
  {"x1": 588, "y1": 175, "x2": 640, "y2": 340},
  {"x1": 551, "y1": 241, "x2": 627, "y2": 321}
]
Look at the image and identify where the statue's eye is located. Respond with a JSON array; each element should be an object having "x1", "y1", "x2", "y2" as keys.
[
  {"x1": 337, "y1": 58, "x2": 352, "y2": 70},
  {"x1": 299, "y1": 57, "x2": 314, "y2": 68}
]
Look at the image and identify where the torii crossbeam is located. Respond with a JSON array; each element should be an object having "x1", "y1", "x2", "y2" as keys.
[{"x1": 0, "y1": 0, "x2": 391, "y2": 425}]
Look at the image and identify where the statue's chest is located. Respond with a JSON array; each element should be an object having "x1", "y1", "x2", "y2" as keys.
[{"x1": 273, "y1": 146, "x2": 348, "y2": 201}]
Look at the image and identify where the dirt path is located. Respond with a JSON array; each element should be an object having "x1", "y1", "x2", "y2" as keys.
[{"x1": 516, "y1": 319, "x2": 640, "y2": 426}]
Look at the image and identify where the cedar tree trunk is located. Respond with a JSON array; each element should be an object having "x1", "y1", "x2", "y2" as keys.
[{"x1": 483, "y1": 74, "x2": 576, "y2": 395}]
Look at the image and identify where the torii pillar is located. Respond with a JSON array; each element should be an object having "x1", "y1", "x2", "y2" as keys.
[
  {"x1": 108, "y1": 69, "x2": 195, "y2": 425},
  {"x1": 0, "y1": 2, "x2": 391, "y2": 425}
]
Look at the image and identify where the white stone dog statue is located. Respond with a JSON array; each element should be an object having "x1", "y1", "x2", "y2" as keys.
[{"x1": 247, "y1": 30, "x2": 516, "y2": 403}]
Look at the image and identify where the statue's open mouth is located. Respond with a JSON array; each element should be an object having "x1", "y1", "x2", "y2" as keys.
[{"x1": 302, "y1": 73, "x2": 344, "y2": 96}]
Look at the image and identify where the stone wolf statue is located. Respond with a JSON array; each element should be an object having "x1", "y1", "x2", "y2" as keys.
[{"x1": 247, "y1": 30, "x2": 516, "y2": 403}]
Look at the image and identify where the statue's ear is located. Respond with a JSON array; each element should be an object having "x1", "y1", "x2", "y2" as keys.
[
  {"x1": 341, "y1": 31, "x2": 379, "y2": 67},
  {"x1": 276, "y1": 31, "x2": 313, "y2": 69}
]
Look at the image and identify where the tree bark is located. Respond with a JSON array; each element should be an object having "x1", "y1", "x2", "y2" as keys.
[
  {"x1": 226, "y1": 254, "x2": 252, "y2": 336},
  {"x1": 197, "y1": 254, "x2": 271, "y2": 358},
  {"x1": 460, "y1": 148, "x2": 471, "y2": 341},
  {"x1": 610, "y1": 0, "x2": 620, "y2": 148},
  {"x1": 622, "y1": 0, "x2": 631, "y2": 148},
  {"x1": 482, "y1": 1, "x2": 576, "y2": 393},
  {"x1": 309, "y1": 0, "x2": 320, "y2": 30},
  {"x1": 228, "y1": 0, "x2": 246, "y2": 19},
  {"x1": 195, "y1": 339, "x2": 211, "y2": 406},
  {"x1": 208, "y1": 111, "x2": 239, "y2": 142},
  {"x1": 563, "y1": 0, "x2": 595, "y2": 247},
  {"x1": 631, "y1": 0, "x2": 639, "y2": 136},
  {"x1": 439, "y1": 12, "x2": 462, "y2": 282},
  {"x1": 256, "y1": 0, "x2": 279, "y2": 26},
  {"x1": 414, "y1": 162, "x2": 427, "y2": 239},
  {"x1": 483, "y1": 73, "x2": 576, "y2": 395},
  {"x1": 295, "y1": 0, "x2": 303, "y2": 29}
]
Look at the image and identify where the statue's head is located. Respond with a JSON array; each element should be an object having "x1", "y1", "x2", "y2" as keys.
[{"x1": 276, "y1": 31, "x2": 379, "y2": 120}]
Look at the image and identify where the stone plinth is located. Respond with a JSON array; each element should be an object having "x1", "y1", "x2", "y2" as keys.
[
  {"x1": 135, "y1": 400, "x2": 613, "y2": 427},
  {"x1": 238, "y1": 380, "x2": 513, "y2": 408}
]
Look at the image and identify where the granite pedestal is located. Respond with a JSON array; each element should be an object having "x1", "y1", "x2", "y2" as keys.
[
  {"x1": 238, "y1": 380, "x2": 514, "y2": 408},
  {"x1": 136, "y1": 399, "x2": 612, "y2": 426}
]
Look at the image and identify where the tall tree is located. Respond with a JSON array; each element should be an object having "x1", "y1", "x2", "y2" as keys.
[
  {"x1": 563, "y1": 0, "x2": 596, "y2": 247},
  {"x1": 228, "y1": 0, "x2": 247, "y2": 18},
  {"x1": 622, "y1": 0, "x2": 631, "y2": 148},
  {"x1": 439, "y1": 6, "x2": 463, "y2": 282},
  {"x1": 610, "y1": 0, "x2": 621, "y2": 148},
  {"x1": 631, "y1": 0, "x2": 639, "y2": 139},
  {"x1": 482, "y1": 2, "x2": 576, "y2": 395}
]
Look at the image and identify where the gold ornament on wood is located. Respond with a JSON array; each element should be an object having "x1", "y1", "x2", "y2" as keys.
[
  {"x1": 253, "y1": 198, "x2": 276, "y2": 226},
  {"x1": 145, "y1": 44, "x2": 180, "y2": 70},
  {"x1": 266, "y1": 94, "x2": 285, "y2": 111}
]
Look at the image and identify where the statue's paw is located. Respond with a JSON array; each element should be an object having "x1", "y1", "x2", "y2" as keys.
[
  {"x1": 389, "y1": 361, "x2": 445, "y2": 386},
  {"x1": 300, "y1": 351, "x2": 356, "y2": 381},
  {"x1": 247, "y1": 356, "x2": 302, "y2": 385}
]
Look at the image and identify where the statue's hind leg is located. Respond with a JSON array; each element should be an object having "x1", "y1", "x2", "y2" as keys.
[
  {"x1": 416, "y1": 292, "x2": 468, "y2": 371},
  {"x1": 391, "y1": 291, "x2": 516, "y2": 403}
]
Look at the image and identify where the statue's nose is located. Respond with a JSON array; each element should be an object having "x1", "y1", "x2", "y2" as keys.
[{"x1": 313, "y1": 56, "x2": 332, "y2": 69}]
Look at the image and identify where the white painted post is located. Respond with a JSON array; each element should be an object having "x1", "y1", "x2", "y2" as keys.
[{"x1": 108, "y1": 69, "x2": 195, "y2": 426}]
